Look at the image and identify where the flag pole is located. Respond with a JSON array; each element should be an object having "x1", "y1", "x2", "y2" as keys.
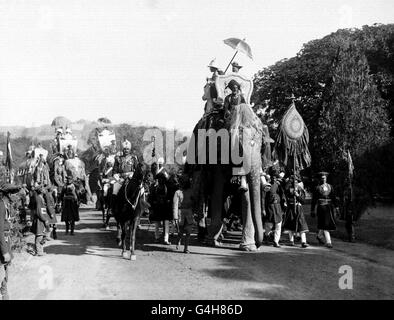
[
  {"x1": 292, "y1": 94, "x2": 297, "y2": 222},
  {"x1": 294, "y1": 152, "x2": 296, "y2": 221},
  {"x1": 6, "y1": 131, "x2": 12, "y2": 183}
]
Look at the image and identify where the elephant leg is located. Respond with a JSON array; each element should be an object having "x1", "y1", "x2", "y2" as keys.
[
  {"x1": 239, "y1": 186, "x2": 257, "y2": 251},
  {"x1": 249, "y1": 171, "x2": 264, "y2": 247},
  {"x1": 197, "y1": 202, "x2": 208, "y2": 242},
  {"x1": 207, "y1": 168, "x2": 225, "y2": 245}
]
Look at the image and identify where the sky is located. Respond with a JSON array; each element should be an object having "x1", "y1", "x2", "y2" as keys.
[{"x1": 0, "y1": 0, "x2": 393, "y2": 133}]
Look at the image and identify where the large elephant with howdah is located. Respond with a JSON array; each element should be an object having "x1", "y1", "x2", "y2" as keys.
[
  {"x1": 186, "y1": 75, "x2": 269, "y2": 250},
  {"x1": 63, "y1": 157, "x2": 92, "y2": 204}
]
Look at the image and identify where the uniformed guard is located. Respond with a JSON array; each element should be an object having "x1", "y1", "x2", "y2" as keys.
[
  {"x1": 110, "y1": 140, "x2": 139, "y2": 223},
  {"x1": 283, "y1": 174, "x2": 309, "y2": 248},
  {"x1": 113, "y1": 140, "x2": 138, "y2": 180},
  {"x1": 311, "y1": 172, "x2": 339, "y2": 248}
]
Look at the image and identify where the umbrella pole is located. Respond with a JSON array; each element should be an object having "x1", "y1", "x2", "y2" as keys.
[{"x1": 224, "y1": 50, "x2": 238, "y2": 74}]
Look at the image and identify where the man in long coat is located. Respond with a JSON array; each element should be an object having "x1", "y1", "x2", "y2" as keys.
[
  {"x1": 311, "y1": 172, "x2": 339, "y2": 248},
  {"x1": 263, "y1": 169, "x2": 287, "y2": 248},
  {"x1": 283, "y1": 174, "x2": 309, "y2": 248},
  {"x1": 31, "y1": 184, "x2": 50, "y2": 256},
  {"x1": 149, "y1": 157, "x2": 172, "y2": 245}
]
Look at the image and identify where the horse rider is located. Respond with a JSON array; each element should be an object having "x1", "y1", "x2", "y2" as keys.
[
  {"x1": 111, "y1": 140, "x2": 139, "y2": 208},
  {"x1": 100, "y1": 149, "x2": 116, "y2": 229},
  {"x1": 113, "y1": 140, "x2": 138, "y2": 181}
]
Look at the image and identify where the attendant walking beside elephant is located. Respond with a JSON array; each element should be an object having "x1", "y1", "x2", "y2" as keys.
[
  {"x1": 43, "y1": 185, "x2": 58, "y2": 240},
  {"x1": 31, "y1": 184, "x2": 50, "y2": 256},
  {"x1": 149, "y1": 158, "x2": 172, "y2": 245},
  {"x1": 173, "y1": 176, "x2": 195, "y2": 253},
  {"x1": 283, "y1": 174, "x2": 309, "y2": 248},
  {"x1": 263, "y1": 170, "x2": 287, "y2": 248}
]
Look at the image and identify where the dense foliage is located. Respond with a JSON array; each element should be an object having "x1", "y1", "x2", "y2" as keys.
[{"x1": 252, "y1": 24, "x2": 394, "y2": 208}]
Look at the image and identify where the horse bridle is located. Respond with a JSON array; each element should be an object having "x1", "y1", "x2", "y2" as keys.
[{"x1": 124, "y1": 178, "x2": 144, "y2": 211}]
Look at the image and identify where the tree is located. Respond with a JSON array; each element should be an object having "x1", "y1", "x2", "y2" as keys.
[
  {"x1": 252, "y1": 25, "x2": 394, "y2": 210},
  {"x1": 315, "y1": 43, "x2": 390, "y2": 197}
]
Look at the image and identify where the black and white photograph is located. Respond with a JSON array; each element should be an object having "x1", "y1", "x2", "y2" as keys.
[{"x1": 0, "y1": 0, "x2": 394, "y2": 306}]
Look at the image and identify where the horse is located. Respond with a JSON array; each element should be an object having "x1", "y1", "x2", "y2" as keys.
[
  {"x1": 111, "y1": 164, "x2": 150, "y2": 260},
  {"x1": 92, "y1": 153, "x2": 116, "y2": 226}
]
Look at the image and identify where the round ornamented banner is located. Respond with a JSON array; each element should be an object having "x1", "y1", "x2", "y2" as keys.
[{"x1": 282, "y1": 104, "x2": 305, "y2": 140}]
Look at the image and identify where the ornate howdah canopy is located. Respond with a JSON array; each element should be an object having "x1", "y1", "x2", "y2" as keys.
[{"x1": 215, "y1": 73, "x2": 254, "y2": 105}]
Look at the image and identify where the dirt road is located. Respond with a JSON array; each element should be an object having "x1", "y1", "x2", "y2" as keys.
[{"x1": 7, "y1": 206, "x2": 394, "y2": 300}]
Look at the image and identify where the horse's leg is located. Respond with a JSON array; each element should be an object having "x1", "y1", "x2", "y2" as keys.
[
  {"x1": 101, "y1": 197, "x2": 105, "y2": 224},
  {"x1": 121, "y1": 223, "x2": 128, "y2": 258},
  {"x1": 105, "y1": 207, "x2": 111, "y2": 228},
  {"x1": 130, "y1": 216, "x2": 139, "y2": 261},
  {"x1": 116, "y1": 222, "x2": 122, "y2": 246},
  {"x1": 104, "y1": 196, "x2": 111, "y2": 229}
]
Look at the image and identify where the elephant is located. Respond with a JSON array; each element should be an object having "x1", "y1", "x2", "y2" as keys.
[{"x1": 187, "y1": 102, "x2": 268, "y2": 251}]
